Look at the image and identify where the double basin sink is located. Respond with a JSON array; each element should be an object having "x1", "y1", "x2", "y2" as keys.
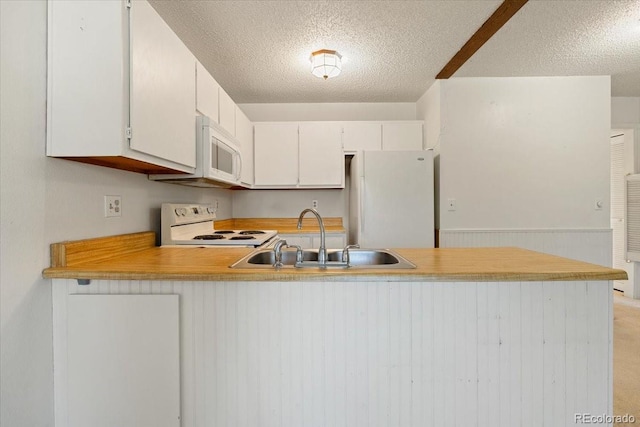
[
  {"x1": 231, "y1": 208, "x2": 415, "y2": 270},
  {"x1": 230, "y1": 247, "x2": 416, "y2": 269}
]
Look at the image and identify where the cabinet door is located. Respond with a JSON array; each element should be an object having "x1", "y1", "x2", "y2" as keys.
[
  {"x1": 342, "y1": 123, "x2": 382, "y2": 152},
  {"x1": 67, "y1": 295, "x2": 180, "y2": 427},
  {"x1": 219, "y1": 87, "x2": 236, "y2": 136},
  {"x1": 235, "y1": 106, "x2": 254, "y2": 186},
  {"x1": 254, "y1": 123, "x2": 299, "y2": 186},
  {"x1": 47, "y1": 0, "x2": 126, "y2": 157},
  {"x1": 196, "y1": 61, "x2": 219, "y2": 122},
  {"x1": 382, "y1": 122, "x2": 423, "y2": 151},
  {"x1": 299, "y1": 123, "x2": 344, "y2": 187},
  {"x1": 130, "y1": 0, "x2": 196, "y2": 168}
]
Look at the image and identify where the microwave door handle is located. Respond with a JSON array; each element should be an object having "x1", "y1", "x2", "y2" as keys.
[{"x1": 236, "y1": 149, "x2": 243, "y2": 181}]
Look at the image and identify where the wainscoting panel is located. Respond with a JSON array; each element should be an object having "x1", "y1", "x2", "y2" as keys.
[
  {"x1": 439, "y1": 228, "x2": 612, "y2": 266},
  {"x1": 52, "y1": 279, "x2": 613, "y2": 427}
]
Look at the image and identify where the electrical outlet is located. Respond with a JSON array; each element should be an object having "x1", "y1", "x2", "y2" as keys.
[
  {"x1": 447, "y1": 198, "x2": 456, "y2": 211},
  {"x1": 312, "y1": 200, "x2": 319, "y2": 209},
  {"x1": 104, "y1": 195, "x2": 122, "y2": 217}
]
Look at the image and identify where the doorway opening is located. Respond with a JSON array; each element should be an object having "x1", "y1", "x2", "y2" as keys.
[{"x1": 611, "y1": 129, "x2": 635, "y2": 296}]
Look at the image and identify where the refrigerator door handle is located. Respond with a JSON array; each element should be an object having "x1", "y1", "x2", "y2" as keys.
[{"x1": 360, "y1": 176, "x2": 365, "y2": 233}]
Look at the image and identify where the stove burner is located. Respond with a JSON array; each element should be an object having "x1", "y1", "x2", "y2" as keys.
[
  {"x1": 230, "y1": 235, "x2": 256, "y2": 240},
  {"x1": 239, "y1": 230, "x2": 266, "y2": 235},
  {"x1": 193, "y1": 234, "x2": 225, "y2": 240},
  {"x1": 213, "y1": 230, "x2": 235, "y2": 234}
]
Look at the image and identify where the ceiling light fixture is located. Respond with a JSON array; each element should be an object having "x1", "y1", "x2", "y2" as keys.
[{"x1": 310, "y1": 49, "x2": 342, "y2": 80}]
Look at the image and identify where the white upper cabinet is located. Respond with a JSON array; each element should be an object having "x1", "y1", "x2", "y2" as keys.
[
  {"x1": 341, "y1": 122, "x2": 423, "y2": 152},
  {"x1": 298, "y1": 123, "x2": 344, "y2": 187},
  {"x1": 235, "y1": 106, "x2": 254, "y2": 186},
  {"x1": 196, "y1": 61, "x2": 240, "y2": 140},
  {"x1": 196, "y1": 61, "x2": 219, "y2": 122},
  {"x1": 129, "y1": 0, "x2": 196, "y2": 169},
  {"x1": 254, "y1": 123, "x2": 299, "y2": 186},
  {"x1": 342, "y1": 123, "x2": 382, "y2": 152},
  {"x1": 382, "y1": 122, "x2": 424, "y2": 151},
  {"x1": 253, "y1": 122, "x2": 345, "y2": 188},
  {"x1": 218, "y1": 87, "x2": 236, "y2": 137},
  {"x1": 46, "y1": 0, "x2": 196, "y2": 174}
]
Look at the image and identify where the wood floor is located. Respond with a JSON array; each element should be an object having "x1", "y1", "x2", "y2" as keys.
[{"x1": 613, "y1": 293, "x2": 640, "y2": 426}]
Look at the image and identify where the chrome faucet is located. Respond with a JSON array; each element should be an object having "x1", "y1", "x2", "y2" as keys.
[
  {"x1": 273, "y1": 239, "x2": 305, "y2": 268},
  {"x1": 342, "y1": 244, "x2": 360, "y2": 265},
  {"x1": 273, "y1": 239, "x2": 288, "y2": 268},
  {"x1": 297, "y1": 208, "x2": 327, "y2": 266}
]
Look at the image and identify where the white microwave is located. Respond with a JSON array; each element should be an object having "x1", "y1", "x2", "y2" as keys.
[
  {"x1": 201, "y1": 116, "x2": 241, "y2": 183},
  {"x1": 149, "y1": 116, "x2": 243, "y2": 188}
]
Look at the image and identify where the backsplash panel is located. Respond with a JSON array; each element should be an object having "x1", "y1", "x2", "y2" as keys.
[{"x1": 439, "y1": 228, "x2": 612, "y2": 266}]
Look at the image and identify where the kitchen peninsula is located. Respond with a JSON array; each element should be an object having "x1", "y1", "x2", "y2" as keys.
[{"x1": 44, "y1": 232, "x2": 626, "y2": 427}]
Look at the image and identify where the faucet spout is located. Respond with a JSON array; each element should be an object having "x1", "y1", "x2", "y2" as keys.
[{"x1": 297, "y1": 208, "x2": 327, "y2": 266}]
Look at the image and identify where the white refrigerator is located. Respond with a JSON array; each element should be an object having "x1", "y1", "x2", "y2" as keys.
[{"x1": 349, "y1": 150, "x2": 434, "y2": 248}]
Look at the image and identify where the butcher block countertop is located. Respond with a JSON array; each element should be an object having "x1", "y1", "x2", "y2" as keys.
[
  {"x1": 214, "y1": 217, "x2": 346, "y2": 234},
  {"x1": 42, "y1": 231, "x2": 627, "y2": 283}
]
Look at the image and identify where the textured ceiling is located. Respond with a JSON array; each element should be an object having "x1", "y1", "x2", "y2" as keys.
[
  {"x1": 149, "y1": 0, "x2": 640, "y2": 104},
  {"x1": 456, "y1": 0, "x2": 640, "y2": 97}
]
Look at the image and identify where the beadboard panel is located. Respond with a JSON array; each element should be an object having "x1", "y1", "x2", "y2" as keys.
[
  {"x1": 439, "y1": 229, "x2": 612, "y2": 266},
  {"x1": 53, "y1": 279, "x2": 613, "y2": 427}
]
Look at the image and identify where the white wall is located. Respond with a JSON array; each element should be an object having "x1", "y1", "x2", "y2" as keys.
[
  {"x1": 438, "y1": 76, "x2": 611, "y2": 230},
  {"x1": 612, "y1": 97, "x2": 640, "y2": 128},
  {"x1": 238, "y1": 102, "x2": 416, "y2": 122},
  {"x1": 1, "y1": 3, "x2": 52, "y2": 424},
  {"x1": 415, "y1": 81, "x2": 442, "y2": 151},
  {"x1": 43, "y1": 161, "x2": 232, "y2": 244},
  {"x1": 0, "y1": 2, "x2": 229, "y2": 425},
  {"x1": 232, "y1": 189, "x2": 345, "y2": 219}
]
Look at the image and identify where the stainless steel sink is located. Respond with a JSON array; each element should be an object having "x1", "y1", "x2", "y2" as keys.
[
  {"x1": 230, "y1": 248, "x2": 416, "y2": 269},
  {"x1": 237, "y1": 248, "x2": 319, "y2": 266},
  {"x1": 326, "y1": 249, "x2": 411, "y2": 266}
]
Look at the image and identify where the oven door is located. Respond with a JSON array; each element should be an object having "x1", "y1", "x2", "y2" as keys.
[{"x1": 208, "y1": 132, "x2": 241, "y2": 184}]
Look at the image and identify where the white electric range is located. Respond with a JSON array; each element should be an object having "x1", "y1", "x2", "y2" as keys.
[{"x1": 161, "y1": 203, "x2": 278, "y2": 248}]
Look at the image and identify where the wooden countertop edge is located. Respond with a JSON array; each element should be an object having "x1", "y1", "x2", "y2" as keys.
[
  {"x1": 42, "y1": 268, "x2": 627, "y2": 282},
  {"x1": 215, "y1": 218, "x2": 346, "y2": 234},
  {"x1": 273, "y1": 227, "x2": 346, "y2": 234},
  {"x1": 42, "y1": 233, "x2": 628, "y2": 283},
  {"x1": 49, "y1": 231, "x2": 156, "y2": 267}
]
